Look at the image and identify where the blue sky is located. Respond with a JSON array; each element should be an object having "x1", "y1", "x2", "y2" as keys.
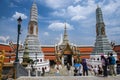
[{"x1": 0, "y1": 0, "x2": 120, "y2": 45}]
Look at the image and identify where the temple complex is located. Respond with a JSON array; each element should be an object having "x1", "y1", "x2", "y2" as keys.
[{"x1": 0, "y1": 1, "x2": 120, "y2": 79}]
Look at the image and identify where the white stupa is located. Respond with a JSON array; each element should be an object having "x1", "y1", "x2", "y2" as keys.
[{"x1": 18, "y1": 1, "x2": 49, "y2": 72}]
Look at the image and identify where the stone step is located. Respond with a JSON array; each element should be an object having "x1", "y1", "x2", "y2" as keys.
[{"x1": 17, "y1": 75, "x2": 120, "y2": 80}]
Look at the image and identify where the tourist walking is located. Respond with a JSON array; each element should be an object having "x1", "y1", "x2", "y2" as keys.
[
  {"x1": 74, "y1": 67, "x2": 78, "y2": 76},
  {"x1": 54, "y1": 63, "x2": 62, "y2": 70},
  {"x1": 88, "y1": 65, "x2": 94, "y2": 75},
  {"x1": 98, "y1": 65, "x2": 103, "y2": 75},
  {"x1": 93, "y1": 66, "x2": 98, "y2": 76},
  {"x1": 66, "y1": 63, "x2": 71, "y2": 76},
  {"x1": 108, "y1": 53, "x2": 116, "y2": 76},
  {"x1": 101, "y1": 54, "x2": 108, "y2": 77},
  {"x1": 82, "y1": 59, "x2": 88, "y2": 76},
  {"x1": 41, "y1": 67, "x2": 45, "y2": 76},
  {"x1": 78, "y1": 63, "x2": 83, "y2": 76},
  {"x1": 55, "y1": 67, "x2": 60, "y2": 76}
]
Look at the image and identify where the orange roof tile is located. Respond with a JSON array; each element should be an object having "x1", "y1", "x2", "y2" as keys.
[
  {"x1": 5, "y1": 53, "x2": 16, "y2": 57},
  {"x1": 4, "y1": 57, "x2": 15, "y2": 63},
  {"x1": 80, "y1": 56, "x2": 90, "y2": 59},
  {"x1": 42, "y1": 47, "x2": 55, "y2": 53},
  {"x1": 79, "y1": 47, "x2": 93, "y2": 53},
  {"x1": 44, "y1": 56, "x2": 56, "y2": 60},
  {"x1": 73, "y1": 55, "x2": 90, "y2": 59},
  {"x1": 113, "y1": 45, "x2": 120, "y2": 52},
  {"x1": 0, "y1": 44, "x2": 12, "y2": 52}
]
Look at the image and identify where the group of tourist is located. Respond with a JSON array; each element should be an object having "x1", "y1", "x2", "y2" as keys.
[
  {"x1": 74, "y1": 53, "x2": 117, "y2": 77},
  {"x1": 54, "y1": 53, "x2": 119, "y2": 77},
  {"x1": 101, "y1": 53, "x2": 116, "y2": 77},
  {"x1": 77, "y1": 53, "x2": 117, "y2": 77}
]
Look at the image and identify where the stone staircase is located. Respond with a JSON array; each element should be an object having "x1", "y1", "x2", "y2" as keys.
[{"x1": 45, "y1": 65, "x2": 74, "y2": 76}]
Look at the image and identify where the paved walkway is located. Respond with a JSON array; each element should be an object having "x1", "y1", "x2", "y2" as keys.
[
  {"x1": 16, "y1": 65, "x2": 120, "y2": 80},
  {"x1": 45, "y1": 65, "x2": 75, "y2": 76},
  {"x1": 17, "y1": 75, "x2": 120, "y2": 80}
]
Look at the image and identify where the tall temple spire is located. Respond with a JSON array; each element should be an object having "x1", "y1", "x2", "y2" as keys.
[
  {"x1": 28, "y1": 1, "x2": 38, "y2": 36},
  {"x1": 19, "y1": 1, "x2": 49, "y2": 72},
  {"x1": 96, "y1": 5, "x2": 104, "y2": 23},
  {"x1": 90, "y1": 6, "x2": 117, "y2": 68},
  {"x1": 96, "y1": 5, "x2": 106, "y2": 36},
  {"x1": 30, "y1": 1, "x2": 38, "y2": 22},
  {"x1": 62, "y1": 22, "x2": 69, "y2": 45},
  {"x1": 91, "y1": 6, "x2": 115, "y2": 55}
]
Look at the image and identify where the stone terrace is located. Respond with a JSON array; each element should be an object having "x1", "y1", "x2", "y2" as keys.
[{"x1": 17, "y1": 76, "x2": 120, "y2": 80}]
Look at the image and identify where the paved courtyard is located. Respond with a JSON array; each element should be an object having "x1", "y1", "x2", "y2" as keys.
[
  {"x1": 17, "y1": 65, "x2": 120, "y2": 80},
  {"x1": 17, "y1": 76, "x2": 120, "y2": 80}
]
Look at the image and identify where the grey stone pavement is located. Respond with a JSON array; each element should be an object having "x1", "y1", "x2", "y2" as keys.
[
  {"x1": 17, "y1": 76, "x2": 120, "y2": 80},
  {"x1": 17, "y1": 66, "x2": 120, "y2": 80}
]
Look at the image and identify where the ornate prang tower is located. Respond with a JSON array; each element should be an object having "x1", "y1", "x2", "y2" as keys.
[
  {"x1": 62, "y1": 23, "x2": 69, "y2": 45},
  {"x1": 90, "y1": 6, "x2": 116, "y2": 61},
  {"x1": 28, "y1": 1, "x2": 38, "y2": 36},
  {"x1": 19, "y1": 1, "x2": 49, "y2": 72}
]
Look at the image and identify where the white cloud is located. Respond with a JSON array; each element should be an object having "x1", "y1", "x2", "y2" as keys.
[
  {"x1": 48, "y1": 22, "x2": 74, "y2": 31},
  {"x1": 71, "y1": 15, "x2": 86, "y2": 21},
  {"x1": 107, "y1": 27, "x2": 120, "y2": 36},
  {"x1": 44, "y1": 32, "x2": 49, "y2": 36},
  {"x1": 105, "y1": 26, "x2": 120, "y2": 45},
  {"x1": 66, "y1": 4, "x2": 96, "y2": 19},
  {"x1": 55, "y1": 37, "x2": 60, "y2": 41},
  {"x1": 74, "y1": 0, "x2": 82, "y2": 4},
  {"x1": 40, "y1": 0, "x2": 72, "y2": 9},
  {"x1": 9, "y1": 2, "x2": 18, "y2": 7},
  {"x1": 12, "y1": 12, "x2": 27, "y2": 20},
  {"x1": 51, "y1": 9, "x2": 66, "y2": 17},
  {"x1": 13, "y1": 0, "x2": 23, "y2": 3},
  {"x1": 51, "y1": 0, "x2": 119, "y2": 21},
  {"x1": 0, "y1": 36, "x2": 10, "y2": 43},
  {"x1": 100, "y1": 0, "x2": 120, "y2": 15},
  {"x1": 51, "y1": 0, "x2": 96, "y2": 20}
]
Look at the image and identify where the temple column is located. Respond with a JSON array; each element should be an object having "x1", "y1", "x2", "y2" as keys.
[
  {"x1": 72, "y1": 56, "x2": 74, "y2": 66},
  {"x1": 26, "y1": 64, "x2": 31, "y2": 77},
  {"x1": 62, "y1": 56, "x2": 64, "y2": 65},
  {"x1": 28, "y1": 70, "x2": 31, "y2": 77},
  {"x1": 35, "y1": 68, "x2": 38, "y2": 77}
]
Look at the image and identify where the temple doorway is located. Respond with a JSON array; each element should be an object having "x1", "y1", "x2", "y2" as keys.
[{"x1": 64, "y1": 54, "x2": 72, "y2": 66}]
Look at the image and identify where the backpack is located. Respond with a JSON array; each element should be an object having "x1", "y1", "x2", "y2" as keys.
[{"x1": 109, "y1": 56, "x2": 116, "y2": 65}]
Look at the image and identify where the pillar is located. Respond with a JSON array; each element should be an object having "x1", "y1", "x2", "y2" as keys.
[
  {"x1": 28, "y1": 69, "x2": 31, "y2": 77},
  {"x1": 62, "y1": 56, "x2": 64, "y2": 65},
  {"x1": 72, "y1": 57, "x2": 74, "y2": 66},
  {"x1": 36, "y1": 69, "x2": 38, "y2": 77}
]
